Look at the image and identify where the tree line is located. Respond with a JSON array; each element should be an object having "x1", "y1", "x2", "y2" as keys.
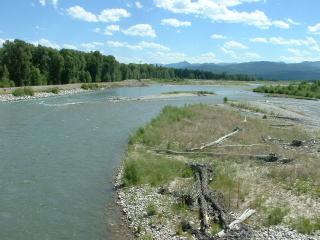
[{"x1": 0, "y1": 39, "x2": 259, "y2": 87}]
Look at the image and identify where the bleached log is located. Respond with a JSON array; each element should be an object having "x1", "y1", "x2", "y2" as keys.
[
  {"x1": 216, "y1": 208, "x2": 256, "y2": 237},
  {"x1": 190, "y1": 128, "x2": 241, "y2": 151}
]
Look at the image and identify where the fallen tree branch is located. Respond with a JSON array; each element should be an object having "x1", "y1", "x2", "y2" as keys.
[
  {"x1": 208, "y1": 144, "x2": 265, "y2": 148},
  {"x1": 269, "y1": 115, "x2": 300, "y2": 122},
  {"x1": 154, "y1": 149, "x2": 291, "y2": 163},
  {"x1": 189, "y1": 127, "x2": 242, "y2": 151},
  {"x1": 270, "y1": 124, "x2": 295, "y2": 127},
  {"x1": 216, "y1": 208, "x2": 256, "y2": 237}
]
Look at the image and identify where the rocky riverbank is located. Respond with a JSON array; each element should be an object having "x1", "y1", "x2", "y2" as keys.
[
  {"x1": 0, "y1": 79, "x2": 149, "y2": 102},
  {"x1": 0, "y1": 88, "x2": 86, "y2": 102}
]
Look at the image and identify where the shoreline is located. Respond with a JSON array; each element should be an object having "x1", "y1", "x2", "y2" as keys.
[{"x1": 0, "y1": 80, "x2": 148, "y2": 102}]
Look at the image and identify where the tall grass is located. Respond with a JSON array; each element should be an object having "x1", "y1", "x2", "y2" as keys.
[
  {"x1": 122, "y1": 150, "x2": 193, "y2": 187},
  {"x1": 129, "y1": 105, "x2": 196, "y2": 147}
]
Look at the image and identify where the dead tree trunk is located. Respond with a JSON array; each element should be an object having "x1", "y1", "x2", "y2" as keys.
[
  {"x1": 185, "y1": 163, "x2": 229, "y2": 237},
  {"x1": 190, "y1": 128, "x2": 242, "y2": 151}
]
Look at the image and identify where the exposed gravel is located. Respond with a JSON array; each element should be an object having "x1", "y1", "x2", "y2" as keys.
[
  {"x1": 0, "y1": 88, "x2": 86, "y2": 102},
  {"x1": 252, "y1": 226, "x2": 319, "y2": 240}
]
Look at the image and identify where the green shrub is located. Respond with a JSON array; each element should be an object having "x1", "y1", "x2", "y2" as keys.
[
  {"x1": 290, "y1": 217, "x2": 320, "y2": 234},
  {"x1": 81, "y1": 83, "x2": 99, "y2": 90},
  {"x1": 223, "y1": 97, "x2": 228, "y2": 103},
  {"x1": 46, "y1": 87, "x2": 60, "y2": 94},
  {"x1": 146, "y1": 203, "x2": 157, "y2": 216},
  {"x1": 12, "y1": 87, "x2": 35, "y2": 96},
  {"x1": 265, "y1": 207, "x2": 289, "y2": 226}
]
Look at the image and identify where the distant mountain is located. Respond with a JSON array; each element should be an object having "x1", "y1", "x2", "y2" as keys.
[{"x1": 164, "y1": 61, "x2": 320, "y2": 80}]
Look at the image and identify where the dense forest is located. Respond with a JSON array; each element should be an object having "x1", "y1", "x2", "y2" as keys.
[{"x1": 0, "y1": 39, "x2": 259, "y2": 87}]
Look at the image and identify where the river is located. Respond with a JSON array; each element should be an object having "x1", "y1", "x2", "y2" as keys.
[{"x1": 0, "y1": 84, "x2": 316, "y2": 240}]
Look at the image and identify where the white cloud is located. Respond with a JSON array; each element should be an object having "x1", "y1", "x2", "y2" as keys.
[
  {"x1": 220, "y1": 40, "x2": 260, "y2": 60},
  {"x1": 33, "y1": 38, "x2": 60, "y2": 49},
  {"x1": 154, "y1": 0, "x2": 289, "y2": 29},
  {"x1": 308, "y1": 23, "x2": 320, "y2": 35},
  {"x1": 223, "y1": 40, "x2": 248, "y2": 50},
  {"x1": 81, "y1": 42, "x2": 104, "y2": 51},
  {"x1": 104, "y1": 25, "x2": 120, "y2": 35},
  {"x1": 250, "y1": 36, "x2": 320, "y2": 55},
  {"x1": 122, "y1": 24, "x2": 156, "y2": 37},
  {"x1": 211, "y1": 34, "x2": 227, "y2": 39},
  {"x1": 67, "y1": 6, "x2": 98, "y2": 22},
  {"x1": 62, "y1": 44, "x2": 77, "y2": 50},
  {"x1": 272, "y1": 20, "x2": 290, "y2": 29},
  {"x1": 244, "y1": 52, "x2": 261, "y2": 59},
  {"x1": 250, "y1": 37, "x2": 268, "y2": 43},
  {"x1": 190, "y1": 52, "x2": 217, "y2": 63},
  {"x1": 106, "y1": 41, "x2": 170, "y2": 51},
  {"x1": 161, "y1": 18, "x2": 191, "y2": 27},
  {"x1": 286, "y1": 18, "x2": 301, "y2": 26},
  {"x1": 98, "y1": 9, "x2": 131, "y2": 22},
  {"x1": 138, "y1": 41, "x2": 170, "y2": 51},
  {"x1": 39, "y1": 0, "x2": 46, "y2": 6},
  {"x1": 52, "y1": 0, "x2": 58, "y2": 8},
  {"x1": 67, "y1": 6, "x2": 130, "y2": 23},
  {"x1": 107, "y1": 41, "x2": 125, "y2": 48},
  {"x1": 93, "y1": 28, "x2": 101, "y2": 33},
  {"x1": 39, "y1": 0, "x2": 58, "y2": 8},
  {"x1": 280, "y1": 48, "x2": 318, "y2": 63},
  {"x1": 253, "y1": 36, "x2": 318, "y2": 47},
  {"x1": 135, "y1": 1, "x2": 143, "y2": 8}
]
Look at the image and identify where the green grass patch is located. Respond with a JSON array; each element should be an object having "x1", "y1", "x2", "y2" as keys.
[
  {"x1": 129, "y1": 105, "x2": 196, "y2": 147},
  {"x1": 12, "y1": 87, "x2": 35, "y2": 97},
  {"x1": 81, "y1": 83, "x2": 99, "y2": 90},
  {"x1": 228, "y1": 101, "x2": 271, "y2": 114},
  {"x1": 122, "y1": 150, "x2": 192, "y2": 187},
  {"x1": 291, "y1": 217, "x2": 320, "y2": 234}
]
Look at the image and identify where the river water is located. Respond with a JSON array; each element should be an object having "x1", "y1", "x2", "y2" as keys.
[{"x1": 0, "y1": 84, "x2": 295, "y2": 240}]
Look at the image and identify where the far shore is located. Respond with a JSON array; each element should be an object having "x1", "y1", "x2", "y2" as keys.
[{"x1": 0, "y1": 80, "x2": 148, "y2": 102}]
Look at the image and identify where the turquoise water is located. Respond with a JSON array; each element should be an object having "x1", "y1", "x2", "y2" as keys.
[{"x1": 0, "y1": 85, "x2": 262, "y2": 240}]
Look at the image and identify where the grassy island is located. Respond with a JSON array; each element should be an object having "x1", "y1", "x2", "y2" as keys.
[{"x1": 119, "y1": 103, "x2": 320, "y2": 239}]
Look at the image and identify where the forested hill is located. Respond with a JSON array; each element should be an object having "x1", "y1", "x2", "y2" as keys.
[
  {"x1": 165, "y1": 61, "x2": 320, "y2": 81},
  {"x1": 0, "y1": 39, "x2": 259, "y2": 87}
]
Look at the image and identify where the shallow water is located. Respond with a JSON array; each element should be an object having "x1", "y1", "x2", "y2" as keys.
[{"x1": 0, "y1": 84, "x2": 264, "y2": 240}]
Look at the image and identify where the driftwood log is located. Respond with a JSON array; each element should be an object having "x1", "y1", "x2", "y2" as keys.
[
  {"x1": 190, "y1": 128, "x2": 242, "y2": 151},
  {"x1": 181, "y1": 163, "x2": 255, "y2": 239},
  {"x1": 154, "y1": 149, "x2": 291, "y2": 163},
  {"x1": 183, "y1": 163, "x2": 228, "y2": 238}
]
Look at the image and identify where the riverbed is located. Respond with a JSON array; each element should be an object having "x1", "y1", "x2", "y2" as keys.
[{"x1": 0, "y1": 84, "x2": 318, "y2": 240}]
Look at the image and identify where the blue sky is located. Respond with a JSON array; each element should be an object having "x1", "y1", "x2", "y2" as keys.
[{"x1": 1, "y1": 0, "x2": 320, "y2": 64}]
